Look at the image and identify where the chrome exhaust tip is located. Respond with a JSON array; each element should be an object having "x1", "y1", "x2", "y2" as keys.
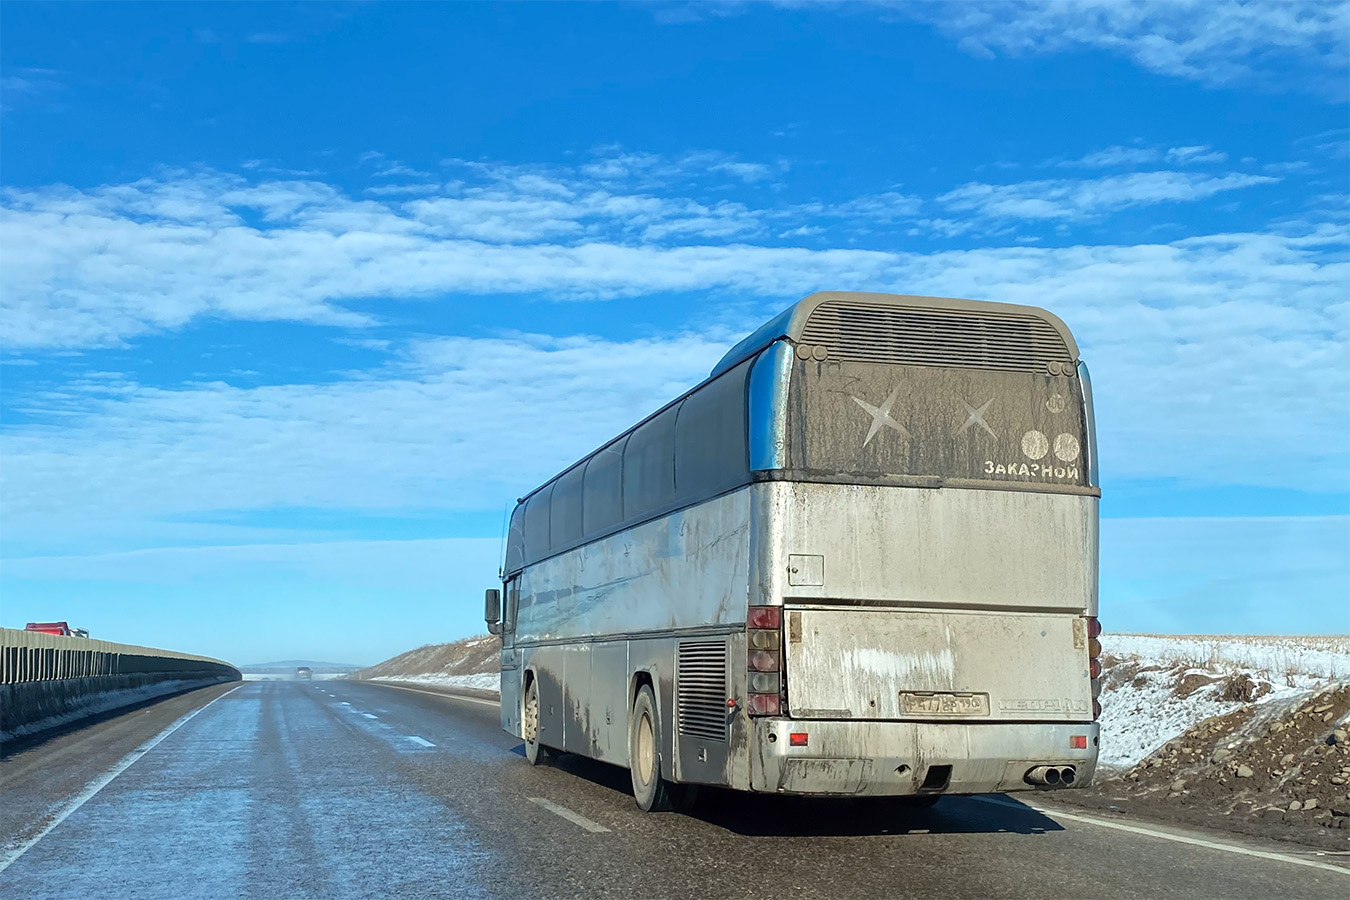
[
  {"x1": 1024, "y1": 765, "x2": 1061, "y2": 786},
  {"x1": 1058, "y1": 766, "x2": 1077, "y2": 786}
]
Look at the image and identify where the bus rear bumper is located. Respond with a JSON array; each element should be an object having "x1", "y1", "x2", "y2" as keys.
[{"x1": 749, "y1": 718, "x2": 1100, "y2": 797}]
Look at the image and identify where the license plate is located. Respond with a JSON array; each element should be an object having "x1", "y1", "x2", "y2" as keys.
[{"x1": 899, "y1": 691, "x2": 990, "y2": 716}]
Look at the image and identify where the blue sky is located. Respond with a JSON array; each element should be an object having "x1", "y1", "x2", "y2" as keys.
[{"x1": 2, "y1": 1, "x2": 1347, "y2": 665}]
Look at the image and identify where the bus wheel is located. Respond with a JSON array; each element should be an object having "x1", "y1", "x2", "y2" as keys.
[
  {"x1": 523, "y1": 679, "x2": 551, "y2": 766},
  {"x1": 629, "y1": 685, "x2": 674, "y2": 812}
]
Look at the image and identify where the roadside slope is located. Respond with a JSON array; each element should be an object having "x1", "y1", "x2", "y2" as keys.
[{"x1": 351, "y1": 636, "x2": 500, "y2": 692}]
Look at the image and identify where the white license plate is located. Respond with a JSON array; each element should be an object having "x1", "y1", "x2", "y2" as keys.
[{"x1": 899, "y1": 691, "x2": 990, "y2": 716}]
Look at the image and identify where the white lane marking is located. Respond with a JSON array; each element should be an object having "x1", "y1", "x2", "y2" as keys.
[
  {"x1": 0, "y1": 684, "x2": 242, "y2": 874},
  {"x1": 406, "y1": 736, "x2": 435, "y2": 747},
  {"x1": 362, "y1": 713, "x2": 378, "y2": 720},
  {"x1": 527, "y1": 797, "x2": 611, "y2": 834},
  {"x1": 971, "y1": 796, "x2": 1350, "y2": 876},
  {"x1": 340, "y1": 702, "x2": 351, "y2": 706},
  {"x1": 366, "y1": 682, "x2": 500, "y2": 708}
]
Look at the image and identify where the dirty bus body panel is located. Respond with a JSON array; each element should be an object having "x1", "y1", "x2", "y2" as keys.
[{"x1": 489, "y1": 291, "x2": 1101, "y2": 807}]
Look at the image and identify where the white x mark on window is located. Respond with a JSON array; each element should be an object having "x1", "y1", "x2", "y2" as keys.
[
  {"x1": 956, "y1": 397, "x2": 997, "y2": 438},
  {"x1": 852, "y1": 384, "x2": 910, "y2": 446}
]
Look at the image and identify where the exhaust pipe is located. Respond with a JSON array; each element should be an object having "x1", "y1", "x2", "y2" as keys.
[
  {"x1": 1024, "y1": 766, "x2": 1061, "y2": 786},
  {"x1": 1058, "y1": 766, "x2": 1077, "y2": 786}
]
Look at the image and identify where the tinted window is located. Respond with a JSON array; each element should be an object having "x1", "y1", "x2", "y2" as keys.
[
  {"x1": 550, "y1": 465, "x2": 585, "y2": 550},
  {"x1": 675, "y1": 360, "x2": 750, "y2": 499},
  {"x1": 623, "y1": 403, "x2": 679, "y2": 521},
  {"x1": 523, "y1": 485, "x2": 552, "y2": 562},
  {"x1": 583, "y1": 437, "x2": 625, "y2": 537},
  {"x1": 504, "y1": 504, "x2": 527, "y2": 572}
]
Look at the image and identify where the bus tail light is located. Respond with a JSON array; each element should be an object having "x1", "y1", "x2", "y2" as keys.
[
  {"x1": 747, "y1": 606, "x2": 783, "y2": 716},
  {"x1": 747, "y1": 671, "x2": 780, "y2": 693},
  {"x1": 748, "y1": 650, "x2": 780, "y2": 672},
  {"x1": 789, "y1": 732, "x2": 808, "y2": 747},
  {"x1": 1086, "y1": 616, "x2": 1103, "y2": 721},
  {"x1": 747, "y1": 606, "x2": 781, "y2": 629}
]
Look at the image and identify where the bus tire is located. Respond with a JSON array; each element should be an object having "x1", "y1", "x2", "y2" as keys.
[
  {"x1": 629, "y1": 684, "x2": 674, "y2": 812},
  {"x1": 523, "y1": 678, "x2": 552, "y2": 766}
]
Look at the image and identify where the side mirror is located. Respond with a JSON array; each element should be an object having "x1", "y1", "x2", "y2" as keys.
[{"x1": 484, "y1": 588, "x2": 502, "y2": 635}]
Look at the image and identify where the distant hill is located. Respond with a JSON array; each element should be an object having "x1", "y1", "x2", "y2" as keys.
[
  {"x1": 351, "y1": 636, "x2": 500, "y2": 693},
  {"x1": 239, "y1": 660, "x2": 362, "y2": 674}
]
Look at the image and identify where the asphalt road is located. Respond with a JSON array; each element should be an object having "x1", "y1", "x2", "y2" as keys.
[{"x1": 2, "y1": 680, "x2": 1346, "y2": 899}]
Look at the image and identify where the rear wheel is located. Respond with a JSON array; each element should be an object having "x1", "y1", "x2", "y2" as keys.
[
  {"x1": 629, "y1": 684, "x2": 675, "y2": 812},
  {"x1": 522, "y1": 679, "x2": 552, "y2": 766}
]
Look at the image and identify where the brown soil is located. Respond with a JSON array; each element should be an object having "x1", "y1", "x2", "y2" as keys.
[
  {"x1": 1054, "y1": 684, "x2": 1350, "y2": 851},
  {"x1": 351, "y1": 634, "x2": 498, "y2": 680}
]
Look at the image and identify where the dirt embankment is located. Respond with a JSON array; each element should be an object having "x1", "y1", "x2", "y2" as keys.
[
  {"x1": 1056, "y1": 683, "x2": 1350, "y2": 850},
  {"x1": 352, "y1": 635, "x2": 498, "y2": 682}
]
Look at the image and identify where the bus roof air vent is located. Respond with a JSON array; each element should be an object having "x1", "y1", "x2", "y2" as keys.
[
  {"x1": 708, "y1": 292, "x2": 1079, "y2": 378},
  {"x1": 800, "y1": 300, "x2": 1070, "y2": 374}
]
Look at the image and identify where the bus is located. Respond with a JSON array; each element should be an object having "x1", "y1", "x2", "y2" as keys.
[{"x1": 485, "y1": 291, "x2": 1101, "y2": 811}]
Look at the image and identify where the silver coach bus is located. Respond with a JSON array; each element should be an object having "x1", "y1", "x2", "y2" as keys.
[{"x1": 485, "y1": 291, "x2": 1101, "y2": 811}]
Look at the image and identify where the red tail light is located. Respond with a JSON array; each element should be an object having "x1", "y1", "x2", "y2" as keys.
[
  {"x1": 747, "y1": 606, "x2": 781, "y2": 629},
  {"x1": 747, "y1": 606, "x2": 784, "y2": 716},
  {"x1": 748, "y1": 650, "x2": 781, "y2": 672},
  {"x1": 1086, "y1": 617, "x2": 1103, "y2": 721},
  {"x1": 789, "y1": 732, "x2": 808, "y2": 747}
]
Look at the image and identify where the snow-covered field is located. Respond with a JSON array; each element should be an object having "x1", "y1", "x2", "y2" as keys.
[
  {"x1": 1106, "y1": 634, "x2": 1350, "y2": 682},
  {"x1": 371, "y1": 672, "x2": 501, "y2": 692},
  {"x1": 1096, "y1": 634, "x2": 1349, "y2": 770}
]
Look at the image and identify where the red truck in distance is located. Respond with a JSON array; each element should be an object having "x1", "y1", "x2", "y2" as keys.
[{"x1": 24, "y1": 622, "x2": 90, "y2": 638}]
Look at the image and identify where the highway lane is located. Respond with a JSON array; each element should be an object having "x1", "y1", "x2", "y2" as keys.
[{"x1": 1, "y1": 680, "x2": 1346, "y2": 899}]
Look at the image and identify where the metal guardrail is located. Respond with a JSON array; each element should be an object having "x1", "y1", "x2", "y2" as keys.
[{"x1": 0, "y1": 627, "x2": 239, "y2": 684}]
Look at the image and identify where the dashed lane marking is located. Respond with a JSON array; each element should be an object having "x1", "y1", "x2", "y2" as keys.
[
  {"x1": 406, "y1": 736, "x2": 435, "y2": 748},
  {"x1": 970, "y1": 796, "x2": 1349, "y2": 876},
  {"x1": 527, "y1": 797, "x2": 610, "y2": 834},
  {"x1": 362, "y1": 713, "x2": 378, "y2": 719},
  {"x1": 365, "y1": 682, "x2": 500, "y2": 708},
  {"x1": 0, "y1": 684, "x2": 242, "y2": 874}
]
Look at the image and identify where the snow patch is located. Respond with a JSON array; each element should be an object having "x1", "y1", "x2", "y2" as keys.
[
  {"x1": 371, "y1": 673, "x2": 501, "y2": 692},
  {"x1": 1096, "y1": 634, "x2": 1349, "y2": 770}
]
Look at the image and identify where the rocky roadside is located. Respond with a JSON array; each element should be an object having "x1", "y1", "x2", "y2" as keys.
[{"x1": 1048, "y1": 683, "x2": 1350, "y2": 851}]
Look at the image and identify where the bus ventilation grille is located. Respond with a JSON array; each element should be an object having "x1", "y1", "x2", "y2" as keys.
[
  {"x1": 677, "y1": 640, "x2": 728, "y2": 743},
  {"x1": 800, "y1": 301, "x2": 1071, "y2": 374}
]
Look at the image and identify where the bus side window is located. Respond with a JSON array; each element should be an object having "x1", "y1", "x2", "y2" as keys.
[{"x1": 505, "y1": 579, "x2": 520, "y2": 633}]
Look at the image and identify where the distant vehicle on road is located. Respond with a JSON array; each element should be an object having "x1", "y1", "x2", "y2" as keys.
[
  {"x1": 487, "y1": 291, "x2": 1102, "y2": 811},
  {"x1": 296, "y1": 666, "x2": 312, "y2": 680},
  {"x1": 24, "y1": 622, "x2": 90, "y2": 638}
]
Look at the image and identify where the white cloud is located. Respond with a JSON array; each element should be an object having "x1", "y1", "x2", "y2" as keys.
[
  {"x1": 1058, "y1": 145, "x2": 1231, "y2": 169},
  {"x1": 939, "y1": 170, "x2": 1278, "y2": 220},
  {"x1": 5, "y1": 162, "x2": 1294, "y2": 350},
  {"x1": 902, "y1": 0, "x2": 1350, "y2": 89},
  {"x1": 2, "y1": 224, "x2": 1345, "y2": 553},
  {"x1": 1166, "y1": 145, "x2": 1228, "y2": 165},
  {"x1": 1058, "y1": 146, "x2": 1161, "y2": 168},
  {"x1": 364, "y1": 183, "x2": 444, "y2": 196},
  {"x1": 576, "y1": 147, "x2": 784, "y2": 185}
]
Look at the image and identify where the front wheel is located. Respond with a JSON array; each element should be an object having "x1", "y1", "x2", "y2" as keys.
[
  {"x1": 629, "y1": 685, "x2": 676, "y2": 811},
  {"x1": 522, "y1": 679, "x2": 552, "y2": 766}
]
